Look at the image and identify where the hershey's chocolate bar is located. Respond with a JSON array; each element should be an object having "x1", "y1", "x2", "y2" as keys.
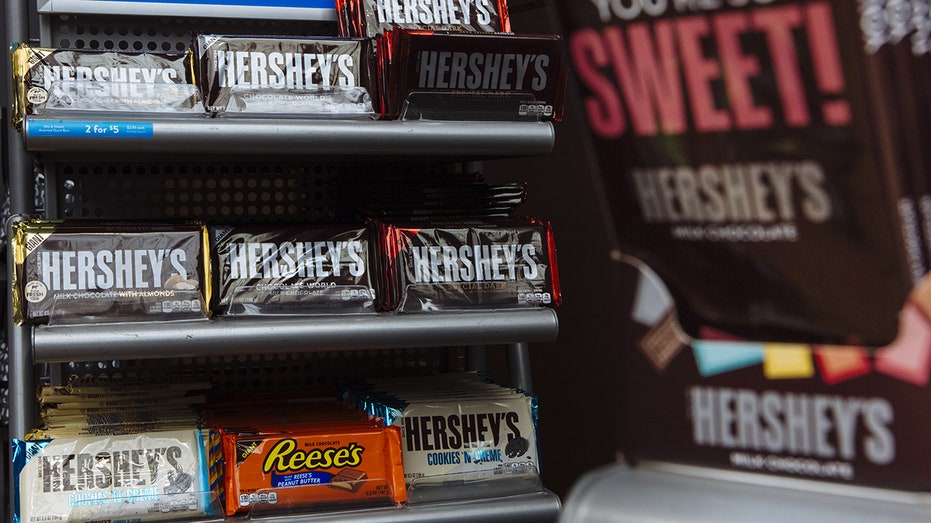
[
  {"x1": 338, "y1": 0, "x2": 511, "y2": 38},
  {"x1": 211, "y1": 225, "x2": 376, "y2": 315},
  {"x1": 195, "y1": 34, "x2": 378, "y2": 116},
  {"x1": 12, "y1": 221, "x2": 208, "y2": 325},
  {"x1": 11, "y1": 43, "x2": 198, "y2": 129},
  {"x1": 379, "y1": 218, "x2": 561, "y2": 311},
  {"x1": 13, "y1": 430, "x2": 212, "y2": 523},
  {"x1": 382, "y1": 30, "x2": 567, "y2": 121}
]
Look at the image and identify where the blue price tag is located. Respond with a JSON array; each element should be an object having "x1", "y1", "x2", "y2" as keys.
[{"x1": 27, "y1": 120, "x2": 155, "y2": 138}]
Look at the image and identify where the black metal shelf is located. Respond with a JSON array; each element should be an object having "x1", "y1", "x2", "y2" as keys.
[
  {"x1": 32, "y1": 308, "x2": 559, "y2": 363},
  {"x1": 23, "y1": 117, "x2": 556, "y2": 160}
]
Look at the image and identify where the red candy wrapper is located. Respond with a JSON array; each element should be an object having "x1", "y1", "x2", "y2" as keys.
[
  {"x1": 376, "y1": 218, "x2": 561, "y2": 311},
  {"x1": 336, "y1": 0, "x2": 510, "y2": 38}
]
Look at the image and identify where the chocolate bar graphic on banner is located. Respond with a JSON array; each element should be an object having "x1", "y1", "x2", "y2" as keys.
[{"x1": 555, "y1": 0, "x2": 922, "y2": 345}]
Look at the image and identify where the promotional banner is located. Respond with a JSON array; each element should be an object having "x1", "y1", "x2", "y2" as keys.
[
  {"x1": 554, "y1": 0, "x2": 926, "y2": 346},
  {"x1": 621, "y1": 258, "x2": 931, "y2": 491}
]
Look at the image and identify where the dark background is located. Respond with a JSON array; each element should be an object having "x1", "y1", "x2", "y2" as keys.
[{"x1": 482, "y1": 0, "x2": 629, "y2": 499}]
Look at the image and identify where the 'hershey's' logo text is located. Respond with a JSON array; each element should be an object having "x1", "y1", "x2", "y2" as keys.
[
  {"x1": 689, "y1": 386, "x2": 895, "y2": 465},
  {"x1": 405, "y1": 411, "x2": 522, "y2": 451},
  {"x1": 41, "y1": 446, "x2": 184, "y2": 492},
  {"x1": 376, "y1": 0, "x2": 494, "y2": 26},
  {"x1": 40, "y1": 65, "x2": 180, "y2": 90},
  {"x1": 418, "y1": 51, "x2": 549, "y2": 91},
  {"x1": 228, "y1": 241, "x2": 366, "y2": 279},
  {"x1": 215, "y1": 51, "x2": 357, "y2": 89},
  {"x1": 632, "y1": 161, "x2": 832, "y2": 224},
  {"x1": 411, "y1": 244, "x2": 539, "y2": 283},
  {"x1": 40, "y1": 249, "x2": 188, "y2": 291}
]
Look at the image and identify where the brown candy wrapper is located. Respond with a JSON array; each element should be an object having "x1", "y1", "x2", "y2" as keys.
[
  {"x1": 210, "y1": 225, "x2": 376, "y2": 315},
  {"x1": 194, "y1": 34, "x2": 378, "y2": 117},
  {"x1": 12, "y1": 220, "x2": 210, "y2": 325}
]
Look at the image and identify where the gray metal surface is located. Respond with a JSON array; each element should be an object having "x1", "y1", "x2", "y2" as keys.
[
  {"x1": 60, "y1": 346, "x2": 464, "y2": 390},
  {"x1": 33, "y1": 309, "x2": 559, "y2": 363},
  {"x1": 199, "y1": 491, "x2": 560, "y2": 523},
  {"x1": 25, "y1": 118, "x2": 556, "y2": 159},
  {"x1": 508, "y1": 342, "x2": 535, "y2": 393},
  {"x1": 37, "y1": 0, "x2": 337, "y2": 21},
  {"x1": 560, "y1": 461, "x2": 931, "y2": 523},
  {"x1": 5, "y1": 0, "x2": 37, "y2": 450}
]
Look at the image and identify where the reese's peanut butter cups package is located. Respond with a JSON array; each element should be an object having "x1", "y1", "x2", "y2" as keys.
[
  {"x1": 336, "y1": 0, "x2": 511, "y2": 38},
  {"x1": 210, "y1": 225, "x2": 376, "y2": 315},
  {"x1": 11, "y1": 43, "x2": 201, "y2": 129},
  {"x1": 377, "y1": 218, "x2": 561, "y2": 311},
  {"x1": 12, "y1": 430, "x2": 213, "y2": 523},
  {"x1": 194, "y1": 34, "x2": 378, "y2": 117},
  {"x1": 217, "y1": 426, "x2": 406, "y2": 516},
  {"x1": 12, "y1": 220, "x2": 210, "y2": 325},
  {"x1": 379, "y1": 29, "x2": 566, "y2": 121},
  {"x1": 555, "y1": 0, "x2": 924, "y2": 345}
]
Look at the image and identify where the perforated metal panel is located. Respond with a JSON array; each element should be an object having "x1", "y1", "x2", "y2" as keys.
[
  {"x1": 49, "y1": 161, "x2": 339, "y2": 222},
  {"x1": 62, "y1": 346, "x2": 467, "y2": 393},
  {"x1": 45, "y1": 160, "x2": 464, "y2": 222}
]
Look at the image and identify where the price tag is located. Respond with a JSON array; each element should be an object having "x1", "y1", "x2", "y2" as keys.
[{"x1": 26, "y1": 120, "x2": 155, "y2": 138}]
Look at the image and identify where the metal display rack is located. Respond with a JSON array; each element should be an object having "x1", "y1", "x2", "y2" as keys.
[
  {"x1": 2, "y1": 2, "x2": 562, "y2": 521},
  {"x1": 24, "y1": 117, "x2": 556, "y2": 158},
  {"x1": 33, "y1": 310, "x2": 559, "y2": 363}
]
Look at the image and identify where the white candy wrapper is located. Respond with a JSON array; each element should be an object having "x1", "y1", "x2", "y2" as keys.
[
  {"x1": 390, "y1": 396, "x2": 540, "y2": 484},
  {"x1": 13, "y1": 429, "x2": 213, "y2": 523}
]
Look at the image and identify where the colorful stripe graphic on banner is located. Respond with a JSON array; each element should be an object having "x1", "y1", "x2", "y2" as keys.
[
  {"x1": 763, "y1": 344, "x2": 815, "y2": 380},
  {"x1": 875, "y1": 303, "x2": 931, "y2": 386},
  {"x1": 813, "y1": 345, "x2": 871, "y2": 385},
  {"x1": 631, "y1": 264, "x2": 674, "y2": 326},
  {"x1": 692, "y1": 341, "x2": 764, "y2": 377}
]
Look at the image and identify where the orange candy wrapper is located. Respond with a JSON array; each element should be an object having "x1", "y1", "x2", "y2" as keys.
[{"x1": 219, "y1": 426, "x2": 406, "y2": 516}]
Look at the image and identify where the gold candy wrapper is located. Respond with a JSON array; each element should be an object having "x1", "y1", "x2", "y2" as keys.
[
  {"x1": 12, "y1": 220, "x2": 211, "y2": 325},
  {"x1": 11, "y1": 43, "x2": 200, "y2": 130}
]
